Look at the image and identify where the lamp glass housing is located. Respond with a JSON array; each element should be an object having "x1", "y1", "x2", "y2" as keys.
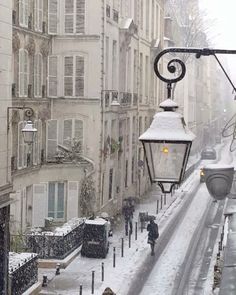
[
  {"x1": 22, "y1": 121, "x2": 37, "y2": 144},
  {"x1": 143, "y1": 141, "x2": 190, "y2": 183}
]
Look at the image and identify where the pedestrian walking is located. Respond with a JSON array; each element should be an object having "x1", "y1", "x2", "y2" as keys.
[
  {"x1": 102, "y1": 287, "x2": 116, "y2": 295},
  {"x1": 122, "y1": 199, "x2": 134, "y2": 235},
  {"x1": 147, "y1": 218, "x2": 159, "y2": 256}
]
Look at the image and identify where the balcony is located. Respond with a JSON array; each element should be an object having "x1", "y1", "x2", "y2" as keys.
[
  {"x1": 120, "y1": 92, "x2": 132, "y2": 106},
  {"x1": 103, "y1": 90, "x2": 119, "y2": 108}
]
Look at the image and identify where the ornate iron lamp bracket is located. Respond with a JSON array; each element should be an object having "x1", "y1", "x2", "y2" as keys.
[{"x1": 154, "y1": 47, "x2": 236, "y2": 97}]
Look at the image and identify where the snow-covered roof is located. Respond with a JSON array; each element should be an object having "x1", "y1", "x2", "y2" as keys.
[
  {"x1": 119, "y1": 18, "x2": 133, "y2": 29},
  {"x1": 85, "y1": 218, "x2": 107, "y2": 225},
  {"x1": 204, "y1": 164, "x2": 234, "y2": 170},
  {"x1": 139, "y1": 111, "x2": 195, "y2": 142}
]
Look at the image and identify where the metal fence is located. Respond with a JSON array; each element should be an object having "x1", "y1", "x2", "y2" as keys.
[
  {"x1": 25, "y1": 222, "x2": 84, "y2": 259},
  {"x1": 9, "y1": 254, "x2": 38, "y2": 295}
]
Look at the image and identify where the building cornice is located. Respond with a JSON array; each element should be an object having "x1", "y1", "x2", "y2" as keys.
[{"x1": 13, "y1": 26, "x2": 50, "y2": 40}]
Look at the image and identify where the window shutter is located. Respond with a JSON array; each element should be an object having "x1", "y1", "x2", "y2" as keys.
[
  {"x1": 63, "y1": 119, "x2": 73, "y2": 147},
  {"x1": 75, "y1": 56, "x2": 84, "y2": 97},
  {"x1": 46, "y1": 119, "x2": 58, "y2": 160},
  {"x1": 65, "y1": 0, "x2": 74, "y2": 34},
  {"x1": 23, "y1": 121, "x2": 28, "y2": 167},
  {"x1": 64, "y1": 56, "x2": 73, "y2": 96},
  {"x1": 74, "y1": 119, "x2": 83, "y2": 147},
  {"x1": 67, "y1": 181, "x2": 78, "y2": 219},
  {"x1": 24, "y1": 50, "x2": 28, "y2": 97},
  {"x1": 19, "y1": 50, "x2": 24, "y2": 97},
  {"x1": 37, "y1": 120, "x2": 42, "y2": 164},
  {"x1": 33, "y1": 120, "x2": 38, "y2": 165},
  {"x1": 48, "y1": 0, "x2": 58, "y2": 34},
  {"x1": 48, "y1": 55, "x2": 58, "y2": 97},
  {"x1": 24, "y1": 0, "x2": 29, "y2": 27},
  {"x1": 38, "y1": 0, "x2": 43, "y2": 31},
  {"x1": 19, "y1": 0, "x2": 24, "y2": 26},
  {"x1": 34, "y1": 54, "x2": 42, "y2": 97},
  {"x1": 32, "y1": 184, "x2": 47, "y2": 227},
  {"x1": 76, "y1": 0, "x2": 85, "y2": 34},
  {"x1": 18, "y1": 122, "x2": 24, "y2": 168}
]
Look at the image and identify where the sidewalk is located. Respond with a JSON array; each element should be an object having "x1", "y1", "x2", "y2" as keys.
[{"x1": 38, "y1": 170, "x2": 200, "y2": 295}]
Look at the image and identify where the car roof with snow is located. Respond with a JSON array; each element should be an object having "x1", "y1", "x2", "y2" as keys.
[{"x1": 85, "y1": 218, "x2": 107, "y2": 225}]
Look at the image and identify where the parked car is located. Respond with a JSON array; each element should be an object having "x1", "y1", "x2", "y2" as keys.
[
  {"x1": 200, "y1": 168, "x2": 205, "y2": 183},
  {"x1": 201, "y1": 147, "x2": 216, "y2": 160},
  {"x1": 81, "y1": 218, "x2": 112, "y2": 258}
]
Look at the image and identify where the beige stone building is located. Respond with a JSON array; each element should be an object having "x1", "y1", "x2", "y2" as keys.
[
  {"x1": 0, "y1": 0, "x2": 13, "y2": 292},
  {"x1": 9, "y1": 0, "x2": 165, "y2": 234}
]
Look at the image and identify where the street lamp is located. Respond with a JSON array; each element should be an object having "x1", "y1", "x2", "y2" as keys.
[
  {"x1": 139, "y1": 47, "x2": 236, "y2": 194},
  {"x1": 139, "y1": 99, "x2": 195, "y2": 193},
  {"x1": 22, "y1": 121, "x2": 37, "y2": 144}
]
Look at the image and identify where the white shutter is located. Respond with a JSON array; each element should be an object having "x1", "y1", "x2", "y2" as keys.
[
  {"x1": 63, "y1": 119, "x2": 72, "y2": 147},
  {"x1": 19, "y1": 0, "x2": 24, "y2": 26},
  {"x1": 19, "y1": 50, "x2": 24, "y2": 97},
  {"x1": 48, "y1": 55, "x2": 58, "y2": 97},
  {"x1": 32, "y1": 184, "x2": 47, "y2": 227},
  {"x1": 75, "y1": 56, "x2": 84, "y2": 97},
  {"x1": 18, "y1": 122, "x2": 24, "y2": 169},
  {"x1": 65, "y1": 0, "x2": 74, "y2": 34},
  {"x1": 46, "y1": 119, "x2": 58, "y2": 160},
  {"x1": 10, "y1": 192, "x2": 21, "y2": 231},
  {"x1": 34, "y1": 54, "x2": 42, "y2": 97},
  {"x1": 74, "y1": 119, "x2": 83, "y2": 147},
  {"x1": 24, "y1": 0, "x2": 29, "y2": 27},
  {"x1": 38, "y1": 0, "x2": 43, "y2": 32},
  {"x1": 64, "y1": 56, "x2": 74, "y2": 96},
  {"x1": 67, "y1": 181, "x2": 78, "y2": 219},
  {"x1": 76, "y1": 0, "x2": 85, "y2": 34},
  {"x1": 48, "y1": 0, "x2": 58, "y2": 34},
  {"x1": 24, "y1": 50, "x2": 28, "y2": 97},
  {"x1": 33, "y1": 120, "x2": 38, "y2": 165},
  {"x1": 37, "y1": 120, "x2": 42, "y2": 164}
]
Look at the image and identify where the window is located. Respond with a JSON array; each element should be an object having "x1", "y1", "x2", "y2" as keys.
[
  {"x1": 34, "y1": 53, "x2": 43, "y2": 97},
  {"x1": 64, "y1": 56, "x2": 85, "y2": 97},
  {"x1": 125, "y1": 160, "x2": 128, "y2": 187},
  {"x1": 132, "y1": 156, "x2": 135, "y2": 183},
  {"x1": 139, "y1": 116, "x2": 142, "y2": 136},
  {"x1": 108, "y1": 169, "x2": 113, "y2": 200},
  {"x1": 33, "y1": 120, "x2": 42, "y2": 165},
  {"x1": 19, "y1": 0, "x2": 29, "y2": 27},
  {"x1": 48, "y1": 55, "x2": 58, "y2": 97},
  {"x1": 48, "y1": 0, "x2": 58, "y2": 34},
  {"x1": 132, "y1": 116, "x2": 136, "y2": 144},
  {"x1": 146, "y1": 0, "x2": 150, "y2": 37},
  {"x1": 48, "y1": 182, "x2": 65, "y2": 219},
  {"x1": 63, "y1": 119, "x2": 83, "y2": 149},
  {"x1": 105, "y1": 37, "x2": 109, "y2": 89},
  {"x1": 46, "y1": 119, "x2": 58, "y2": 161},
  {"x1": 34, "y1": 0, "x2": 43, "y2": 31},
  {"x1": 140, "y1": 0, "x2": 143, "y2": 30},
  {"x1": 112, "y1": 40, "x2": 117, "y2": 89},
  {"x1": 133, "y1": 50, "x2": 138, "y2": 93},
  {"x1": 145, "y1": 55, "x2": 149, "y2": 98},
  {"x1": 19, "y1": 49, "x2": 28, "y2": 97},
  {"x1": 18, "y1": 121, "x2": 28, "y2": 169},
  {"x1": 64, "y1": 0, "x2": 85, "y2": 34},
  {"x1": 139, "y1": 53, "x2": 143, "y2": 100}
]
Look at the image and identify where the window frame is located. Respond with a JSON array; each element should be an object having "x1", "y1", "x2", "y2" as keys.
[
  {"x1": 34, "y1": 0, "x2": 43, "y2": 32},
  {"x1": 64, "y1": 0, "x2": 85, "y2": 35},
  {"x1": 34, "y1": 53, "x2": 43, "y2": 98},
  {"x1": 48, "y1": 182, "x2": 65, "y2": 220},
  {"x1": 19, "y1": 49, "x2": 29, "y2": 98},
  {"x1": 19, "y1": 0, "x2": 29, "y2": 28}
]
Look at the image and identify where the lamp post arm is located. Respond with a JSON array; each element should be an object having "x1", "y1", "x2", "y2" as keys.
[
  {"x1": 7, "y1": 106, "x2": 34, "y2": 132},
  {"x1": 154, "y1": 47, "x2": 236, "y2": 93}
]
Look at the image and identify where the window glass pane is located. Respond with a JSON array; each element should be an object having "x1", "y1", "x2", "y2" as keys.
[
  {"x1": 57, "y1": 183, "x2": 64, "y2": 218},
  {"x1": 48, "y1": 182, "x2": 55, "y2": 217}
]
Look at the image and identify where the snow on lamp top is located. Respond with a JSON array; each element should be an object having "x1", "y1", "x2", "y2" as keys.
[{"x1": 139, "y1": 99, "x2": 195, "y2": 142}]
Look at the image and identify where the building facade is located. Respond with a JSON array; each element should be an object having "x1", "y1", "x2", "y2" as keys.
[
  {"x1": 0, "y1": 0, "x2": 13, "y2": 293},
  {"x1": 9, "y1": 0, "x2": 165, "y2": 234}
]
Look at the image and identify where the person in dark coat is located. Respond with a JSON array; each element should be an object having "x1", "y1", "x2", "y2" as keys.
[
  {"x1": 147, "y1": 219, "x2": 159, "y2": 256},
  {"x1": 122, "y1": 200, "x2": 134, "y2": 235}
]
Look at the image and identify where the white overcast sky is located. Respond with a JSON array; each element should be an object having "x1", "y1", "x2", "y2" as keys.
[{"x1": 199, "y1": 0, "x2": 236, "y2": 81}]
